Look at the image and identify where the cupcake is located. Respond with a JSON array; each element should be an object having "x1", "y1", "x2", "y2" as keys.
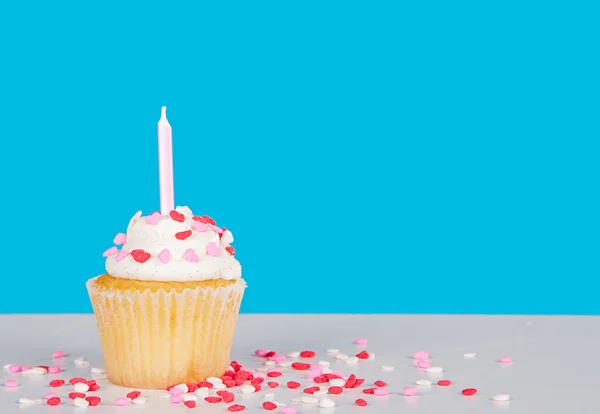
[{"x1": 87, "y1": 206, "x2": 245, "y2": 389}]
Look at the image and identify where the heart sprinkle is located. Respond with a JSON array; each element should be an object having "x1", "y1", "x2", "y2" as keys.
[
  {"x1": 113, "y1": 233, "x2": 127, "y2": 245},
  {"x1": 184, "y1": 249, "x2": 199, "y2": 263},
  {"x1": 130, "y1": 249, "x2": 151, "y2": 263},
  {"x1": 175, "y1": 230, "x2": 192, "y2": 240},
  {"x1": 102, "y1": 247, "x2": 118, "y2": 257},
  {"x1": 158, "y1": 249, "x2": 170, "y2": 263},
  {"x1": 169, "y1": 210, "x2": 185, "y2": 222},
  {"x1": 207, "y1": 242, "x2": 221, "y2": 257},
  {"x1": 226, "y1": 246, "x2": 236, "y2": 256}
]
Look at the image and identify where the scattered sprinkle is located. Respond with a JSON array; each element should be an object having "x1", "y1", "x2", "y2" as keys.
[
  {"x1": 416, "y1": 379, "x2": 432, "y2": 386},
  {"x1": 493, "y1": 394, "x2": 510, "y2": 401},
  {"x1": 355, "y1": 398, "x2": 368, "y2": 406},
  {"x1": 413, "y1": 350, "x2": 429, "y2": 360},
  {"x1": 438, "y1": 380, "x2": 452, "y2": 386},
  {"x1": 464, "y1": 352, "x2": 477, "y2": 358},
  {"x1": 426, "y1": 366, "x2": 444, "y2": 373},
  {"x1": 46, "y1": 397, "x2": 61, "y2": 406},
  {"x1": 319, "y1": 397, "x2": 336, "y2": 408},
  {"x1": 404, "y1": 386, "x2": 418, "y2": 396},
  {"x1": 355, "y1": 338, "x2": 368, "y2": 345},
  {"x1": 381, "y1": 365, "x2": 395, "y2": 371},
  {"x1": 115, "y1": 397, "x2": 130, "y2": 406},
  {"x1": 499, "y1": 356, "x2": 513, "y2": 363},
  {"x1": 462, "y1": 388, "x2": 478, "y2": 396},
  {"x1": 4, "y1": 380, "x2": 18, "y2": 387}
]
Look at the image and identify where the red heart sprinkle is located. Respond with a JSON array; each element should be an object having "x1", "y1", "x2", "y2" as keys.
[
  {"x1": 252, "y1": 384, "x2": 261, "y2": 392},
  {"x1": 353, "y1": 379, "x2": 365, "y2": 388},
  {"x1": 264, "y1": 351, "x2": 276, "y2": 358},
  {"x1": 374, "y1": 380, "x2": 387, "y2": 387},
  {"x1": 86, "y1": 396, "x2": 101, "y2": 406},
  {"x1": 438, "y1": 380, "x2": 452, "y2": 386},
  {"x1": 328, "y1": 386, "x2": 343, "y2": 394},
  {"x1": 204, "y1": 396, "x2": 222, "y2": 403},
  {"x1": 219, "y1": 227, "x2": 227, "y2": 238},
  {"x1": 233, "y1": 378, "x2": 244, "y2": 386},
  {"x1": 202, "y1": 215, "x2": 216, "y2": 225},
  {"x1": 251, "y1": 377, "x2": 264, "y2": 385},
  {"x1": 169, "y1": 210, "x2": 185, "y2": 222},
  {"x1": 226, "y1": 246, "x2": 236, "y2": 256},
  {"x1": 187, "y1": 383, "x2": 198, "y2": 393},
  {"x1": 300, "y1": 350, "x2": 316, "y2": 358},
  {"x1": 197, "y1": 381, "x2": 213, "y2": 388},
  {"x1": 47, "y1": 397, "x2": 61, "y2": 406},
  {"x1": 69, "y1": 392, "x2": 86, "y2": 399},
  {"x1": 344, "y1": 374, "x2": 357, "y2": 388},
  {"x1": 262, "y1": 401, "x2": 277, "y2": 410},
  {"x1": 287, "y1": 381, "x2": 301, "y2": 389},
  {"x1": 86, "y1": 380, "x2": 96, "y2": 386},
  {"x1": 291, "y1": 362, "x2": 310, "y2": 370},
  {"x1": 228, "y1": 404, "x2": 246, "y2": 412},
  {"x1": 130, "y1": 249, "x2": 151, "y2": 263},
  {"x1": 223, "y1": 380, "x2": 235, "y2": 388},
  {"x1": 89, "y1": 384, "x2": 100, "y2": 391},
  {"x1": 175, "y1": 230, "x2": 192, "y2": 240},
  {"x1": 362, "y1": 388, "x2": 376, "y2": 394},
  {"x1": 69, "y1": 377, "x2": 87, "y2": 385},
  {"x1": 462, "y1": 388, "x2": 477, "y2": 396},
  {"x1": 267, "y1": 381, "x2": 279, "y2": 388},
  {"x1": 304, "y1": 386, "x2": 319, "y2": 394},
  {"x1": 230, "y1": 361, "x2": 242, "y2": 372},
  {"x1": 126, "y1": 391, "x2": 141, "y2": 400},
  {"x1": 184, "y1": 400, "x2": 196, "y2": 408},
  {"x1": 217, "y1": 390, "x2": 235, "y2": 403},
  {"x1": 192, "y1": 215, "x2": 207, "y2": 223},
  {"x1": 49, "y1": 379, "x2": 65, "y2": 387},
  {"x1": 356, "y1": 350, "x2": 370, "y2": 359},
  {"x1": 355, "y1": 398, "x2": 368, "y2": 406},
  {"x1": 267, "y1": 371, "x2": 281, "y2": 378}
]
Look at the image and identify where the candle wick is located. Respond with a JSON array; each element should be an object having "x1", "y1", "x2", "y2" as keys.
[{"x1": 161, "y1": 106, "x2": 167, "y2": 119}]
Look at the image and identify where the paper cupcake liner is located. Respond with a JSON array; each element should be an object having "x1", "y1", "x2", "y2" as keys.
[{"x1": 87, "y1": 277, "x2": 246, "y2": 389}]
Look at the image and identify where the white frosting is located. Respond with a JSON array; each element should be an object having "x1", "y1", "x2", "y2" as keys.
[{"x1": 105, "y1": 206, "x2": 241, "y2": 282}]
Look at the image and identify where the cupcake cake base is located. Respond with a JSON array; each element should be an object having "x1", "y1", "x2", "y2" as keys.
[{"x1": 87, "y1": 275, "x2": 246, "y2": 389}]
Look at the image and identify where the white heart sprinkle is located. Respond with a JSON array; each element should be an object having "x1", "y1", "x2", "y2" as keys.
[
  {"x1": 314, "y1": 390, "x2": 328, "y2": 396},
  {"x1": 279, "y1": 361, "x2": 293, "y2": 368},
  {"x1": 241, "y1": 385, "x2": 256, "y2": 394},
  {"x1": 346, "y1": 357, "x2": 359, "y2": 364},
  {"x1": 212, "y1": 382, "x2": 227, "y2": 389},
  {"x1": 22, "y1": 367, "x2": 46, "y2": 376},
  {"x1": 195, "y1": 387, "x2": 209, "y2": 396},
  {"x1": 18, "y1": 398, "x2": 39, "y2": 405},
  {"x1": 264, "y1": 393, "x2": 276, "y2": 401},
  {"x1": 132, "y1": 397, "x2": 147, "y2": 404},
  {"x1": 91, "y1": 367, "x2": 106, "y2": 374},
  {"x1": 74, "y1": 382, "x2": 90, "y2": 393},
  {"x1": 493, "y1": 394, "x2": 510, "y2": 401},
  {"x1": 335, "y1": 353, "x2": 349, "y2": 360},
  {"x1": 426, "y1": 366, "x2": 444, "y2": 373},
  {"x1": 74, "y1": 397, "x2": 89, "y2": 408},
  {"x1": 318, "y1": 361, "x2": 331, "y2": 366},
  {"x1": 286, "y1": 351, "x2": 301, "y2": 358},
  {"x1": 326, "y1": 349, "x2": 340, "y2": 355},
  {"x1": 206, "y1": 377, "x2": 223, "y2": 384},
  {"x1": 182, "y1": 394, "x2": 197, "y2": 402},
  {"x1": 415, "y1": 379, "x2": 432, "y2": 386},
  {"x1": 319, "y1": 397, "x2": 336, "y2": 408},
  {"x1": 301, "y1": 396, "x2": 319, "y2": 404},
  {"x1": 322, "y1": 367, "x2": 333, "y2": 374},
  {"x1": 329, "y1": 379, "x2": 345, "y2": 386},
  {"x1": 381, "y1": 365, "x2": 395, "y2": 371},
  {"x1": 464, "y1": 353, "x2": 477, "y2": 358}
]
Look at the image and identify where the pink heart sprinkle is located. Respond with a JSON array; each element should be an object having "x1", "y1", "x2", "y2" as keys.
[
  {"x1": 255, "y1": 349, "x2": 269, "y2": 357},
  {"x1": 193, "y1": 221, "x2": 208, "y2": 232},
  {"x1": 355, "y1": 338, "x2": 368, "y2": 345},
  {"x1": 499, "y1": 356, "x2": 512, "y2": 363},
  {"x1": 206, "y1": 242, "x2": 221, "y2": 257},
  {"x1": 413, "y1": 350, "x2": 429, "y2": 360},
  {"x1": 145, "y1": 212, "x2": 161, "y2": 225},
  {"x1": 184, "y1": 249, "x2": 199, "y2": 263},
  {"x1": 115, "y1": 250, "x2": 129, "y2": 262},
  {"x1": 417, "y1": 360, "x2": 431, "y2": 368},
  {"x1": 113, "y1": 233, "x2": 127, "y2": 245},
  {"x1": 48, "y1": 366, "x2": 61, "y2": 374},
  {"x1": 102, "y1": 246, "x2": 118, "y2": 257},
  {"x1": 404, "y1": 386, "x2": 418, "y2": 396},
  {"x1": 282, "y1": 407, "x2": 297, "y2": 414},
  {"x1": 52, "y1": 350, "x2": 65, "y2": 359},
  {"x1": 374, "y1": 388, "x2": 390, "y2": 396},
  {"x1": 158, "y1": 249, "x2": 170, "y2": 264},
  {"x1": 208, "y1": 223, "x2": 224, "y2": 234}
]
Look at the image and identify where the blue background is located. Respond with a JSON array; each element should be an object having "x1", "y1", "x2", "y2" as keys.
[{"x1": 0, "y1": 1, "x2": 598, "y2": 314}]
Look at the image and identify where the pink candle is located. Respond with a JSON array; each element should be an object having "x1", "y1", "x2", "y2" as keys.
[{"x1": 158, "y1": 106, "x2": 174, "y2": 214}]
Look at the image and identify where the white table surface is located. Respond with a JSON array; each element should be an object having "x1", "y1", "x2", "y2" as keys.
[{"x1": 1, "y1": 314, "x2": 599, "y2": 413}]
